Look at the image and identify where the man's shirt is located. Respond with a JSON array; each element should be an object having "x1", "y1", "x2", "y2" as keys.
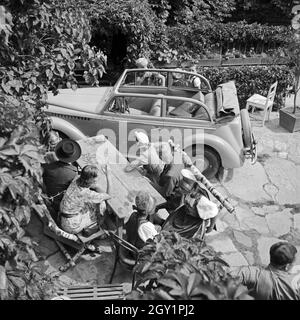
[{"x1": 233, "y1": 264, "x2": 300, "y2": 300}]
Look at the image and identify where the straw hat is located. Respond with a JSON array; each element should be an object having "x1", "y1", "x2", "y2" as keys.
[{"x1": 134, "y1": 131, "x2": 149, "y2": 145}]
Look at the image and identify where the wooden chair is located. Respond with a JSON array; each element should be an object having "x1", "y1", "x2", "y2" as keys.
[
  {"x1": 56, "y1": 283, "x2": 125, "y2": 300},
  {"x1": 108, "y1": 231, "x2": 139, "y2": 288},
  {"x1": 246, "y1": 81, "x2": 278, "y2": 126},
  {"x1": 35, "y1": 201, "x2": 107, "y2": 272}
]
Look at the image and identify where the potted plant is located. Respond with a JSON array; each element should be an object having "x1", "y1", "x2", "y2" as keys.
[{"x1": 279, "y1": 5, "x2": 300, "y2": 132}]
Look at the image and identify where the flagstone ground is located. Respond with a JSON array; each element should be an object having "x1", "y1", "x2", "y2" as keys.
[{"x1": 25, "y1": 99, "x2": 300, "y2": 296}]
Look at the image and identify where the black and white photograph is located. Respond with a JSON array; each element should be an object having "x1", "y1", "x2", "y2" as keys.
[{"x1": 0, "y1": 0, "x2": 300, "y2": 305}]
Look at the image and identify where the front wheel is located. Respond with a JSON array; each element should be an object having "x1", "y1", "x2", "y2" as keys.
[{"x1": 185, "y1": 145, "x2": 221, "y2": 180}]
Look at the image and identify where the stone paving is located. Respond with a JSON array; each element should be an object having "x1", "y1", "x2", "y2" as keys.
[
  {"x1": 25, "y1": 106, "x2": 300, "y2": 294},
  {"x1": 206, "y1": 109, "x2": 300, "y2": 267}
]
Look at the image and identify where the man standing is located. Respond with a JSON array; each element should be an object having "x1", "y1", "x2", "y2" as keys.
[{"x1": 232, "y1": 242, "x2": 300, "y2": 300}]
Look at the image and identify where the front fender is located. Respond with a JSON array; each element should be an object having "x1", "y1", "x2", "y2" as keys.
[
  {"x1": 184, "y1": 133, "x2": 244, "y2": 169},
  {"x1": 50, "y1": 117, "x2": 86, "y2": 141}
]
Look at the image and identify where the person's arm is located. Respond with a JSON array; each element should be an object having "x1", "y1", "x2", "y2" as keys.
[
  {"x1": 230, "y1": 266, "x2": 259, "y2": 288},
  {"x1": 136, "y1": 72, "x2": 152, "y2": 85},
  {"x1": 102, "y1": 164, "x2": 112, "y2": 195},
  {"x1": 124, "y1": 149, "x2": 148, "y2": 172},
  {"x1": 124, "y1": 158, "x2": 144, "y2": 172}
]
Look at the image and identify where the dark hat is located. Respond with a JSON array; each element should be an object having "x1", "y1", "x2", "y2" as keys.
[
  {"x1": 270, "y1": 242, "x2": 297, "y2": 266},
  {"x1": 55, "y1": 139, "x2": 81, "y2": 163}
]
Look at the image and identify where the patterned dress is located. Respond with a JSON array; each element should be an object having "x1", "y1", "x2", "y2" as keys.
[{"x1": 60, "y1": 178, "x2": 110, "y2": 234}]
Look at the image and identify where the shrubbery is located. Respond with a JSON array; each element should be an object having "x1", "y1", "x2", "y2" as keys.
[
  {"x1": 128, "y1": 231, "x2": 252, "y2": 300},
  {"x1": 198, "y1": 65, "x2": 293, "y2": 109},
  {"x1": 0, "y1": 0, "x2": 106, "y2": 300}
]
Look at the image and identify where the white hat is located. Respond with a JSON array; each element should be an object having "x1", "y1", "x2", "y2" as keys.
[
  {"x1": 196, "y1": 196, "x2": 218, "y2": 219},
  {"x1": 135, "y1": 131, "x2": 149, "y2": 144},
  {"x1": 181, "y1": 169, "x2": 197, "y2": 182},
  {"x1": 135, "y1": 57, "x2": 148, "y2": 68}
]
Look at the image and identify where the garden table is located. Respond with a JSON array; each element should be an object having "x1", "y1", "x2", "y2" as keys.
[{"x1": 77, "y1": 135, "x2": 166, "y2": 238}]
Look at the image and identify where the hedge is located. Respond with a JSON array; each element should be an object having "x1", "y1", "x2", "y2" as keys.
[
  {"x1": 197, "y1": 65, "x2": 293, "y2": 109},
  {"x1": 194, "y1": 21, "x2": 292, "y2": 47}
]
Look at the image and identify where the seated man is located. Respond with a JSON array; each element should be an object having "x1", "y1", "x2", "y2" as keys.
[
  {"x1": 172, "y1": 69, "x2": 186, "y2": 87},
  {"x1": 163, "y1": 169, "x2": 218, "y2": 239},
  {"x1": 59, "y1": 164, "x2": 111, "y2": 234},
  {"x1": 42, "y1": 139, "x2": 82, "y2": 219},
  {"x1": 188, "y1": 65, "x2": 201, "y2": 89},
  {"x1": 135, "y1": 57, "x2": 165, "y2": 86},
  {"x1": 125, "y1": 191, "x2": 160, "y2": 249}
]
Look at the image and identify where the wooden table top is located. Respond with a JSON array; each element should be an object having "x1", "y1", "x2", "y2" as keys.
[{"x1": 77, "y1": 135, "x2": 166, "y2": 222}]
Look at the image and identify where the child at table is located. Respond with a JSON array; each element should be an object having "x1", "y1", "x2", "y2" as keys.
[{"x1": 125, "y1": 191, "x2": 161, "y2": 249}]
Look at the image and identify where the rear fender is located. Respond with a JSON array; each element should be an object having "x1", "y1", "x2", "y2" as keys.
[
  {"x1": 50, "y1": 116, "x2": 86, "y2": 141},
  {"x1": 184, "y1": 133, "x2": 244, "y2": 169}
]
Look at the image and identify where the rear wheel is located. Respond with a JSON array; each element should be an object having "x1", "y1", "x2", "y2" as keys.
[{"x1": 185, "y1": 145, "x2": 221, "y2": 180}]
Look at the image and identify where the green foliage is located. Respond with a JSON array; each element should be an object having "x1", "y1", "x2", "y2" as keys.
[
  {"x1": 149, "y1": 0, "x2": 236, "y2": 25},
  {"x1": 0, "y1": 0, "x2": 106, "y2": 299},
  {"x1": 0, "y1": 125, "x2": 54, "y2": 299},
  {"x1": 233, "y1": 0, "x2": 293, "y2": 24},
  {"x1": 129, "y1": 231, "x2": 252, "y2": 300},
  {"x1": 76, "y1": 0, "x2": 161, "y2": 63},
  {"x1": 162, "y1": 20, "x2": 292, "y2": 61},
  {"x1": 198, "y1": 65, "x2": 293, "y2": 109}
]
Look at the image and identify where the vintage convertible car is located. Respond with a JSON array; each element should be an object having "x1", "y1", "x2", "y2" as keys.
[{"x1": 44, "y1": 68, "x2": 257, "y2": 178}]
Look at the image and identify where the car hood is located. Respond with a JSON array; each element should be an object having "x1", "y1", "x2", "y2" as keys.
[{"x1": 46, "y1": 86, "x2": 112, "y2": 114}]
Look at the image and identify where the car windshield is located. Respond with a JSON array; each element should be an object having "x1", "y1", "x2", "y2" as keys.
[{"x1": 121, "y1": 70, "x2": 167, "y2": 87}]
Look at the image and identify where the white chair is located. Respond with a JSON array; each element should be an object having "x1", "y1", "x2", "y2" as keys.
[{"x1": 246, "y1": 81, "x2": 278, "y2": 126}]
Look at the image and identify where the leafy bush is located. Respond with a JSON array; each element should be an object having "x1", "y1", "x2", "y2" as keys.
[
  {"x1": 149, "y1": 0, "x2": 236, "y2": 26},
  {"x1": 76, "y1": 0, "x2": 162, "y2": 64},
  {"x1": 128, "y1": 231, "x2": 252, "y2": 300},
  {"x1": 198, "y1": 21, "x2": 292, "y2": 47},
  {"x1": 198, "y1": 65, "x2": 293, "y2": 109},
  {"x1": 0, "y1": 0, "x2": 106, "y2": 299},
  {"x1": 164, "y1": 20, "x2": 292, "y2": 60}
]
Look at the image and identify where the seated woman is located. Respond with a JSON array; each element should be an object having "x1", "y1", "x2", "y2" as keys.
[
  {"x1": 59, "y1": 164, "x2": 111, "y2": 234},
  {"x1": 125, "y1": 191, "x2": 160, "y2": 249}
]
